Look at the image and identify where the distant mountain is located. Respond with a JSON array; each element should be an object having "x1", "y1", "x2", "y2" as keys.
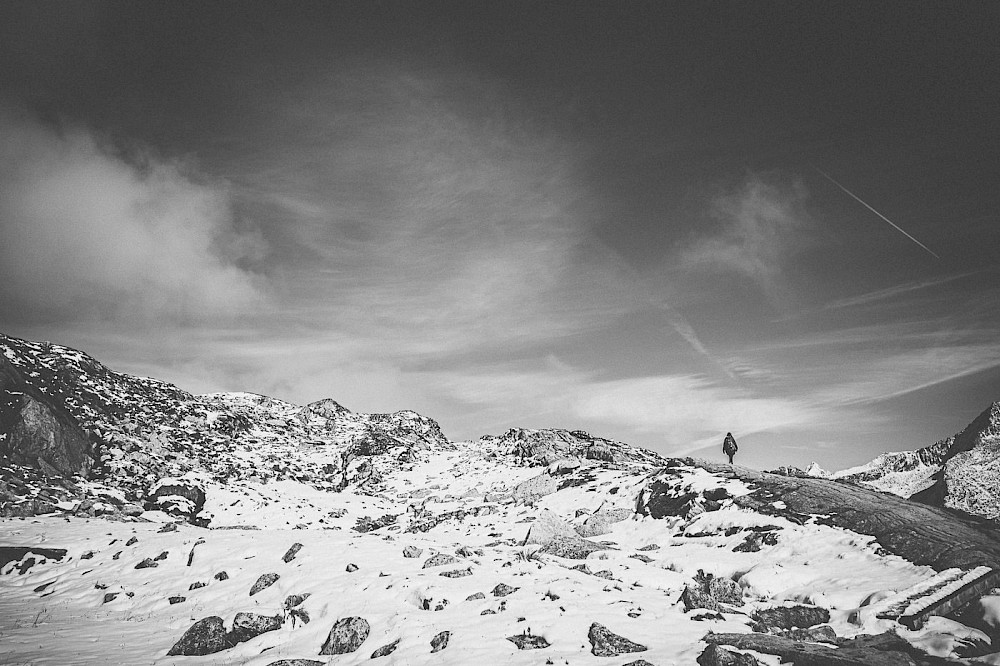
[{"x1": 835, "y1": 402, "x2": 1000, "y2": 519}]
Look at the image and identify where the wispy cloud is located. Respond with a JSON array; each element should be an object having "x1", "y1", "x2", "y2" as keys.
[
  {"x1": 0, "y1": 108, "x2": 267, "y2": 324},
  {"x1": 677, "y1": 174, "x2": 813, "y2": 303}
]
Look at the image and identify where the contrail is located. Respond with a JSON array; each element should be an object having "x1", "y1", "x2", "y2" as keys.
[{"x1": 815, "y1": 168, "x2": 940, "y2": 259}]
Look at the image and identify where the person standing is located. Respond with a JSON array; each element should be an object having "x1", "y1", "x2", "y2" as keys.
[{"x1": 722, "y1": 432, "x2": 738, "y2": 464}]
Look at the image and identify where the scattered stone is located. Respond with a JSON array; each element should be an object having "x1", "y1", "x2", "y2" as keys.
[
  {"x1": 507, "y1": 633, "x2": 550, "y2": 649},
  {"x1": 346, "y1": 562, "x2": 359, "y2": 572},
  {"x1": 228, "y1": 612, "x2": 283, "y2": 645},
  {"x1": 249, "y1": 573, "x2": 280, "y2": 596},
  {"x1": 422, "y1": 553, "x2": 458, "y2": 568},
  {"x1": 440, "y1": 567, "x2": 472, "y2": 578},
  {"x1": 166, "y1": 616, "x2": 228, "y2": 656},
  {"x1": 214, "y1": 570, "x2": 229, "y2": 581},
  {"x1": 153, "y1": 550, "x2": 168, "y2": 561},
  {"x1": 481, "y1": 609, "x2": 496, "y2": 615},
  {"x1": 784, "y1": 624, "x2": 838, "y2": 643},
  {"x1": 265, "y1": 661, "x2": 324, "y2": 666},
  {"x1": 187, "y1": 538, "x2": 205, "y2": 566},
  {"x1": 81, "y1": 550, "x2": 95, "y2": 560},
  {"x1": 697, "y1": 643, "x2": 760, "y2": 666},
  {"x1": 630, "y1": 553, "x2": 654, "y2": 563},
  {"x1": 168, "y1": 596, "x2": 186, "y2": 604},
  {"x1": 122, "y1": 503, "x2": 143, "y2": 517},
  {"x1": 282, "y1": 543, "x2": 304, "y2": 563},
  {"x1": 319, "y1": 616, "x2": 370, "y2": 655},
  {"x1": 283, "y1": 593, "x2": 311, "y2": 609},
  {"x1": 430, "y1": 630, "x2": 451, "y2": 653},
  {"x1": 112, "y1": 551, "x2": 121, "y2": 560},
  {"x1": 135, "y1": 557, "x2": 157, "y2": 569},
  {"x1": 126, "y1": 537, "x2": 138, "y2": 546},
  {"x1": 733, "y1": 531, "x2": 779, "y2": 553},
  {"x1": 492, "y1": 583, "x2": 518, "y2": 597},
  {"x1": 402, "y1": 545, "x2": 423, "y2": 558},
  {"x1": 371, "y1": 639, "x2": 400, "y2": 659},
  {"x1": 593, "y1": 570, "x2": 615, "y2": 580},
  {"x1": 189, "y1": 581, "x2": 207, "y2": 590},
  {"x1": 158, "y1": 523, "x2": 179, "y2": 533},
  {"x1": 588, "y1": 622, "x2": 647, "y2": 657},
  {"x1": 103, "y1": 592, "x2": 119, "y2": 604},
  {"x1": 466, "y1": 592, "x2": 486, "y2": 601}
]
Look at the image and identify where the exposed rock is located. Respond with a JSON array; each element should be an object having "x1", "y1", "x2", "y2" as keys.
[
  {"x1": 319, "y1": 616, "x2": 370, "y2": 655},
  {"x1": 228, "y1": 612, "x2": 283, "y2": 645},
  {"x1": 189, "y1": 581, "x2": 206, "y2": 590},
  {"x1": 733, "y1": 530, "x2": 779, "y2": 552},
  {"x1": 283, "y1": 593, "x2": 311, "y2": 609},
  {"x1": 523, "y1": 509, "x2": 577, "y2": 545},
  {"x1": 622, "y1": 661, "x2": 657, "y2": 666},
  {"x1": 682, "y1": 570, "x2": 744, "y2": 611},
  {"x1": 697, "y1": 643, "x2": 760, "y2": 665},
  {"x1": 512, "y1": 473, "x2": 558, "y2": 504},
  {"x1": 507, "y1": 633, "x2": 550, "y2": 649},
  {"x1": 492, "y1": 583, "x2": 518, "y2": 597},
  {"x1": 753, "y1": 605, "x2": 830, "y2": 631},
  {"x1": 430, "y1": 630, "x2": 451, "y2": 653},
  {"x1": 168, "y1": 596, "x2": 185, "y2": 604},
  {"x1": 466, "y1": 592, "x2": 486, "y2": 600},
  {"x1": 135, "y1": 557, "x2": 157, "y2": 569},
  {"x1": 439, "y1": 567, "x2": 472, "y2": 578},
  {"x1": 147, "y1": 477, "x2": 206, "y2": 518},
  {"x1": 249, "y1": 573, "x2": 280, "y2": 596},
  {"x1": 214, "y1": 570, "x2": 229, "y2": 581},
  {"x1": 371, "y1": 639, "x2": 400, "y2": 658},
  {"x1": 576, "y1": 506, "x2": 632, "y2": 538},
  {"x1": 539, "y1": 535, "x2": 607, "y2": 559},
  {"x1": 0, "y1": 547, "x2": 67, "y2": 570},
  {"x1": 282, "y1": 543, "x2": 304, "y2": 562},
  {"x1": 103, "y1": 592, "x2": 118, "y2": 604},
  {"x1": 166, "y1": 616, "x2": 228, "y2": 656},
  {"x1": 422, "y1": 552, "x2": 458, "y2": 568},
  {"x1": 588, "y1": 622, "x2": 647, "y2": 657},
  {"x1": 265, "y1": 661, "x2": 325, "y2": 666},
  {"x1": 346, "y1": 562, "x2": 359, "y2": 572},
  {"x1": 704, "y1": 632, "x2": 918, "y2": 665},
  {"x1": 785, "y1": 624, "x2": 838, "y2": 643},
  {"x1": 402, "y1": 545, "x2": 423, "y2": 558}
]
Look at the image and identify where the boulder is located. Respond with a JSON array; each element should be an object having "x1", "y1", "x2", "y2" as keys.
[
  {"x1": 523, "y1": 509, "x2": 577, "y2": 545},
  {"x1": 228, "y1": 612, "x2": 283, "y2": 645},
  {"x1": 166, "y1": 616, "x2": 228, "y2": 656},
  {"x1": 282, "y1": 543, "x2": 304, "y2": 562},
  {"x1": 402, "y1": 545, "x2": 423, "y2": 558},
  {"x1": 371, "y1": 639, "x2": 400, "y2": 659},
  {"x1": 753, "y1": 605, "x2": 830, "y2": 632},
  {"x1": 682, "y1": 570, "x2": 744, "y2": 611},
  {"x1": 588, "y1": 622, "x2": 647, "y2": 657},
  {"x1": 249, "y1": 573, "x2": 280, "y2": 596},
  {"x1": 512, "y1": 474, "x2": 558, "y2": 504},
  {"x1": 430, "y1": 630, "x2": 451, "y2": 653},
  {"x1": 492, "y1": 583, "x2": 518, "y2": 597},
  {"x1": 319, "y1": 616, "x2": 370, "y2": 655},
  {"x1": 422, "y1": 553, "x2": 458, "y2": 569},
  {"x1": 539, "y1": 535, "x2": 608, "y2": 559},
  {"x1": 697, "y1": 643, "x2": 761, "y2": 665},
  {"x1": 576, "y1": 506, "x2": 632, "y2": 538}
]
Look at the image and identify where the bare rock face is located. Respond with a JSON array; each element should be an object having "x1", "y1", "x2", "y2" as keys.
[
  {"x1": 588, "y1": 622, "x2": 647, "y2": 657},
  {"x1": 319, "y1": 616, "x2": 370, "y2": 655},
  {"x1": 576, "y1": 506, "x2": 632, "y2": 538},
  {"x1": 1, "y1": 356, "x2": 93, "y2": 476},
  {"x1": 507, "y1": 633, "x2": 550, "y2": 649},
  {"x1": 146, "y1": 477, "x2": 206, "y2": 519},
  {"x1": 752, "y1": 605, "x2": 830, "y2": 632},
  {"x1": 166, "y1": 616, "x2": 228, "y2": 656},
  {"x1": 539, "y1": 535, "x2": 607, "y2": 559}
]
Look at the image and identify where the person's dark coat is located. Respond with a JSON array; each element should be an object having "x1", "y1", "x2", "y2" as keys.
[{"x1": 722, "y1": 433, "x2": 738, "y2": 461}]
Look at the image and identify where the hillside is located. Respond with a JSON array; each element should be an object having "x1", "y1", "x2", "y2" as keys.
[
  {"x1": 835, "y1": 402, "x2": 1000, "y2": 519},
  {"x1": 4, "y1": 333, "x2": 1000, "y2": 665}
]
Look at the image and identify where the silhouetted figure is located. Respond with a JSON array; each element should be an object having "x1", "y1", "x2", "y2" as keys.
[{"x1": 722, "y1": 432, "x2": 738, "y2": 464}]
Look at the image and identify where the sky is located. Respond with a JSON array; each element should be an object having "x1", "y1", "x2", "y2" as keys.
[{"x1": 1, "y1": 2, "x2": 998, "y2": 471}]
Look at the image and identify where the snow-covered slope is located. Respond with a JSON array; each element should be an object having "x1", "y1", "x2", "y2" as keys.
[
  {"x1": 4, "y1": 332, "x2": 1000, "y2": 665},
  {"x1": 835, "y1": 402, "x2": 1000, "y2": 519}
]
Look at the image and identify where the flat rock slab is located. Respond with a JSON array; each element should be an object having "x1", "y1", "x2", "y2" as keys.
[{"x1": 704, "y1": 632, "x2": 918, "y2": 666}]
